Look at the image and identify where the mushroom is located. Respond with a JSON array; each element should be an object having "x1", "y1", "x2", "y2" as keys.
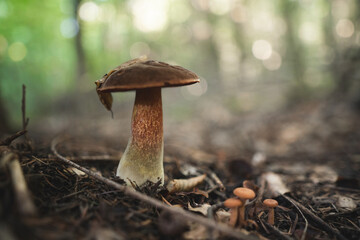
[
  {"x1": 224, "y1": 198, "x2": 243, "y2": 227},
  {"x1": 263, "y1": 199, "x2": 278, "y2": 225},
  {"x1": 96, "y1": 58, "x2": 199, "y2": 186},
  {"x1": 233, "y1": 187, "x2": 256, "y2": 227}
]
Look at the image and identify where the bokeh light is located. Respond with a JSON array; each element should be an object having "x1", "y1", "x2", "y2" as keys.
[
  {"x1": 252, "y1": 12, "x2": 274, "y2": 33},
  {"x1": 191, "y1": 0, "x2": 209, "y2": 11},
  {"x1": 1, "y1": 0, "x2": 359, "y2": 128},
  {"x1": 60, "y1": 18, "x2": 79, "y2": 38},
  {"x1": 98, "y1": 3, "x2": 116, "y2": 23},
  {"x1": 230, "y1": 3, "x2": 247, "y2": 23},
  {"x1": 192, "y1": 20, "x2": 212, "y2": 41},
  {"x1": 335, "y1": 19, "x2": 354, "y2": 38},
  {"x1": 209, "y1": 0, "x2": 231, "y2": 15},
  {"x1": 79, "y1": 1, "x2": 100, "y2": 22},
  {"x1": 252, "y1": 40, "x2": 272, "y2": 60},
  {"x1": 263, "y1": 51, "x2": 282, "y2": 71},
  {"x1": 130, "y1": 0, "x2": 168, "y2": 32},
  {"x1": 299, "y1": 22, "x2": 320, "y2": 43},
  {"x1": 8, "y1": 42, "x2": 27, "y2": 62}
]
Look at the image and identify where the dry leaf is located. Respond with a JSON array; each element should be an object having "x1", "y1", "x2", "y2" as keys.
[
  {"x1": 167, "y1": 174, "x2": 206, "y2": 193},
  {"x1": 263, "y1": 172, "x2": 289, "y2": 197},
  {"x1": 336, "y1": 196, "x2": 357, "y2": 210},
  {"x1": 187, "y1": 203, "x2": 211, "y2": 216}
]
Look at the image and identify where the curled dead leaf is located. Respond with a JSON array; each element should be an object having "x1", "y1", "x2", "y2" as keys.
[{"x1": 167, "y1": 174, "x2": 206, "y2": 193}]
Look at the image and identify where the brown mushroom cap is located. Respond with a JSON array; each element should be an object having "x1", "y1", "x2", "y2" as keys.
[
  {"x1": 97, "y1": 58, "x2": 200, "y2": 93},
  {"x1": 263, "y1": 199, "x2": 278, "y2": 208},
  {"x1": 224, "y1": 198, "x2": 243, "y2": 208},
  {"x1": 233, "y1": 187, "x2": 256, "y2": 200}
]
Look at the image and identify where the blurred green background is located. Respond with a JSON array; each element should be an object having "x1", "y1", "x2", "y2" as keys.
[{"x1": 1, "y1": 0, "x2": 360, "y2": 133}]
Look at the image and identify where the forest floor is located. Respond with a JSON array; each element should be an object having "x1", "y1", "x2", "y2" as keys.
[{"x1": 0, "y1": 99, "x2": 359, "y2": 240}]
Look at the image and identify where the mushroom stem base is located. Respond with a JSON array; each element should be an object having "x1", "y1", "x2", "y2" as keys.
[{"x1": 116, "y1": 88, "x2": 164, "y2": 186}]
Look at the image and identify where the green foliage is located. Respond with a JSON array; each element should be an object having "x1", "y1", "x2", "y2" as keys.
[{"x1": 0, "y1": 0, "x2": 75, "y2": 125}]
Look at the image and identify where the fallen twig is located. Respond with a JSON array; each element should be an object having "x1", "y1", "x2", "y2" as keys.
[
  {"x1": 51, "y1": 136, "x2": 261, "y2": 240},
  {"x1": 282, "y1": 195, "x2": 308, "y2": 240},
  {"x1": 0, "y1": 130, "x2": 27, "y2": 146},
  {"x1": 209, "y1": 172, "x2": 225, "y2": 192},
  {"x1": 26, "y1": 155, "x2": 119, "y2": 163},
  {"x1": 281, "y1": 194, "x2": 348, "y2": 240},
  {"x1": 324, "y1": 207, "x2": 360, "y2": 219},
  {"x1": 1, "y1": 152, "x2": 37, "y2": 216},
  {"x1": 261, "y1": 220, "x2": 294, "y2": 240},
  {"x1": 66, "y1": 155, "x2": 120, "y2": 161}
]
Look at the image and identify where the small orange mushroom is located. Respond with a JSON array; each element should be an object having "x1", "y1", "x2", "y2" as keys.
[
  {"x1": 263, "y1": 199, "x2": 278, "y2": 225},
  {"x1": 233, "y1": 187, "x2": 256, "y2": 227},
  {"x1": 224, "y1": 198, "x2": 243, "y2": 227}
]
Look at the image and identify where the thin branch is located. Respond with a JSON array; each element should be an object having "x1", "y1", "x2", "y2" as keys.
[
  {"x1": 21, "y1": 84, "x2": 32, "y2": 149},
  {"x1": 209, "y1": 172, "x2": 225, "y2": 192},
  {"x1": 281, "y1": 194, "x2": 348, "y2": 240},
  {"x1": 51, "y1": 136, "x2": 261, "y2": 240},
  {"x1": 261, "y1": 220, "x2": 294, "y2": 240},
  {"x1": 22, "y1": 84, "x2": 29, "y2": 130},
  {"x1": 0, "y1": 130, "x2": 27, "y2": 146},
  {"x1": 282, "y1": 195, "x2": 308, "y2": 240}
]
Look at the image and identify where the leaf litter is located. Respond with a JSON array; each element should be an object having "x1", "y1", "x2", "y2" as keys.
[{"x1": 0, "y1": 101, "x2": 359, "y2": 240}]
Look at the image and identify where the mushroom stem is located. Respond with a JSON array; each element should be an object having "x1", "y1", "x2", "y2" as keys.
[
  {"x1": 268, "y1": 208, "x2": 275, "y2": 225},
  {"x1": 229, "y1": 207, "x2": 239, "y2": 227},
  {"x1": 116, "y1": 88, "x2": 164, "y2": 186},
  {"x1": 263, "y1": 199, "x2": 278, "y2": 226},
  {"x1": 238, "y1": 203, "x2": 246, "y2": 227}
]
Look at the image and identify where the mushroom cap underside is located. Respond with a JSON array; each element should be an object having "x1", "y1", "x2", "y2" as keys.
[{"x1": 97, "y1": 59, "x2": 200, "y2": 93}]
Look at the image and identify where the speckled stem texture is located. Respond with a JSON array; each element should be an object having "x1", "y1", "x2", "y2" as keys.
[{"x1": 116, "y1": 88, "x2": 164, "y2": 186}]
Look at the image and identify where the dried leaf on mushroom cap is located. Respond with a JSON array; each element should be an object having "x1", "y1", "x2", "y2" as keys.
[{"x1": 95, "y1": 76, "x2": 113, "y2": 115}]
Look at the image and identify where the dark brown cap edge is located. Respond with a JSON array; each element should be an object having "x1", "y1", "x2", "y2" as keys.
[{"x1": 97, "y1": 78, "x2": 200, "y2": 93}]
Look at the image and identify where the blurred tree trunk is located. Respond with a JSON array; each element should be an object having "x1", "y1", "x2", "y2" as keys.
[
  {"x1": 326, "y1": 1, "x2": 360, "y2": 108},
  {"x1": 205, "y1": 14, "x2": 223, "y2": 95},
  {"x1": 74, "y1": 0, "x2": 86, "y2": 86},
  {"x1": 280, "y1": 0, "x2": 308, "y2": 100}
]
